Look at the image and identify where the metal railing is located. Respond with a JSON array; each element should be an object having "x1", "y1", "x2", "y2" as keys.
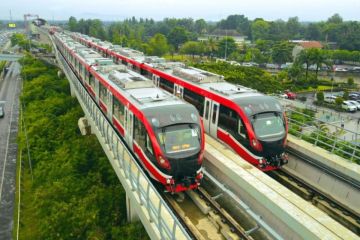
[
  {"x1": 56, "y1": 47, "x2": 190, "y2": 240},
  {"x1": 286, "y1": 108, "x2": 360, "y2": 163}
]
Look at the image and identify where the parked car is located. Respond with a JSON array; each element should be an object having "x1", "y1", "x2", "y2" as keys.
[
  {"x1": 324, "y1": 95, "x2": 337, "y2": 103},
  {"x1": 348, "y1": 100, "x2": 360, "y2": 110},
  {"x1": 334, "y1": 67, "x2": 348, "y2": 72},
  {"x1": 284, "y1": 90, "x2": 296, "y2": 100},
  {"x1": 349, "y1": 93, "x2": 360, "y2": 100},
  {"x1": 265, "y1": 63, "x2": 279, "y2": 69},
  {"x1": 342, "y1": 101, "x2": 357, "y2": 112}
]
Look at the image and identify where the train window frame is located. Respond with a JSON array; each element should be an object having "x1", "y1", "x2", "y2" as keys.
[
  {"x1": 205, "y1": 101, "x2": 210, "y2": 120},
  {"x1": 146, "y1": 135, "x2": 154, "y2": 155},
  {"x1": 99, "y1": 83, "x2": 108, "y2": 105},
  {"x1": 89, "y1": 74, "x2": 95, "y2": 89},
  {"x1": 183, "y1": 88, "x2": 205, "y2": 115},
  {"x1": 159, "y1": 77, "x2": 174, "y2": 93},
  {"x1": 212, "y1": 104, "x2": 218, "y2": 124},
  {"x1": 238, "y1": 119, "x2": 247, "y2": 139},
  {"x1": 113, "y1": 96, "x2": 125, "y2": 125}
]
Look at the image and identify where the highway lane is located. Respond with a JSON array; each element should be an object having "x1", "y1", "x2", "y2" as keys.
[{"x1": 0, "y1": 62, "x2": 21, "y2": 240}]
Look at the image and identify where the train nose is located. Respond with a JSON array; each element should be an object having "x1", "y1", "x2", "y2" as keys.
[{"x1": 259, "y1": 139, "x2": 285, "y2": 157}]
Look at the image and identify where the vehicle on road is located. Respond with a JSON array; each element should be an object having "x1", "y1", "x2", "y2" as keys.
[
  {"x1": 324, "y1": 95, "x2": 337, "y2": 103},
  {"x1": 284, "y1": 90, "x2": 297, "y2": 100},
  {"x1": 342, "y1": 101, "x2": 357, "y2": 112},
  {"x1": 348, "y1": 100, "x2": 360, "y2": 110}
]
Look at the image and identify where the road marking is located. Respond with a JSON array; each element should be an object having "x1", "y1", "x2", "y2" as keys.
[{"x1": 0, "y1": 64, "x2": 19, "y2": 204}]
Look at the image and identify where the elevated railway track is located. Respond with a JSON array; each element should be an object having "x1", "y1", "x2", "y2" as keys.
[{"x1": 37, "y1": 25, "x2": 359, "y2": 239}]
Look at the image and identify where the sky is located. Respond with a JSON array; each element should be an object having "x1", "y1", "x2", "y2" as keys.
[{"x1": 1, "y1": 0, "x2": 359, "y2": 22}]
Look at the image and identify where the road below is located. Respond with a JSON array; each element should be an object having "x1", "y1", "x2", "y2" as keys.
[{"x1": 0, "y1": 62, "x2": 21, "y2": 240}]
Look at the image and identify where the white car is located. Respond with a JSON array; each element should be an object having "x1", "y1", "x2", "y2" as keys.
[
  {"x1": 324, "y1": 95, "x2": 337, "y2": 103},
  {"x1": 342, "y1": 101, "x2": 357, "y2": 112},
  {"x1": 348, "y1": 100, "x2": 360, "y2": 110}
]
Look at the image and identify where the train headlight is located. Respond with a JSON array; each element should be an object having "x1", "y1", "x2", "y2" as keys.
[
  {"x1": 166, "y1": 178, "x2": 171, "y2": 184},
  {"x1": 159, "y1": 156, "x2": 166, "y2": 164},
  {"x1": 158, "y1": 155, "x2": 170, "y2": 169},
  {"x1": 252, "y1": 139, "x2": 257, "y2": 146}
]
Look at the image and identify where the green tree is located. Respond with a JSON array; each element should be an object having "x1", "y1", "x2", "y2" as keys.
[
  {"x1": 309, "y1": 48, "x2": 327, "y2": 79},
  {"x1": 286, "y1": 17, "x2": 301, "y2": 38},
  {"x1": 89, "y1": 19, "x2": 106, "y2": 40},
  {"x1": 180, "y1": 41, "x2": 204, "y2": 58},
  {"x1": 343, "y1": 90, "x2": 349, "y2": 100},
  {"x1": 217, "y1": 37, "x2": 237, "y2": 59},
  {"x1": 327, "y1": 13, "x2": 343, "y2": 24},
  {"x1": 271, "y1": 41, "x2": 293, "y2": 64},
  {"x1": 168, "y1": 26, "x2": 189, "y2": 50},
  {"x1": 194, "y1": 19, "x2": 207, "y2": 34},
  {"x1": 347, "y1": 77, "x2": 354, "y2": 86},
  {"x1": 205, "y1": 38, "x2": 218, "y2": 58},
  {"x1": 251, "y1": 19, "x2": 270, "y2": 40},
  {"x1": 306, "y1": 23, "x2": 322, "y2": 40},
  {"x1": 335, "y1": 96, "x2": 344, "y2": 105},
  {"x1": 147, "y1": 33, "x2": 170, "y2": 56},
  {"x1": 316, "y1": 91, "x2": 324, "y2": 102},
  {"x1": 68, "y1": 16, "x2": 77, "y2": 31}
]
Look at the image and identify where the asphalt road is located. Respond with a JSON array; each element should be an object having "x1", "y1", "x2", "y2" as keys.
[{"x1": 0, "y1": 62, "x2": 21, "y2": 240}]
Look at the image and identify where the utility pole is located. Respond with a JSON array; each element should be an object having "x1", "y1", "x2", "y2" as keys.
[{"x1": 224, "y1": 29, "x2": 228, "y2": 60}]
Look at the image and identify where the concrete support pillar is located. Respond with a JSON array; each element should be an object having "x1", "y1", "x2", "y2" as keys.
[
  {"x1": 69, "y1": 83, "x2": 76, "y2": 97},
  {"x1": 126, "y1": 194, "x2": 139, "y2": 222},
  {"x1": 57, "y1": 70, "x2": 63, "y2": 78}
]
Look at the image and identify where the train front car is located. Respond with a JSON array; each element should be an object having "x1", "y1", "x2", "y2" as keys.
[
  {"x1": 233, "y1": 95, "x2": 288, "y2": 170},
  {"x1": 54, "y1": 33, "x2": 204, "y2": 193},
  {"x1": 141, "y1": 104, "x2": 204, "y2": 192}
]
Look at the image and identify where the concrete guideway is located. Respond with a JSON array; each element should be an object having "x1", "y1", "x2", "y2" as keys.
[
  {"x1": 203, "y1": 135, "x2": 358, "y2": 240},
  {"x1": 286, "y1": 135, "x2": 360, "y2": 218}
]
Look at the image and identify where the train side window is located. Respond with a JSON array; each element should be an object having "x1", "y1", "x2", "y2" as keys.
[
  {"x1": 183, "y1": 88, "x2": 205, "y2": 115},
  {"x1": 89, "y1": 74, "x2": 95, "y2": 88},
  {"x1": 159, "y1": 77, "x2": 174, "y2": 93},
  {"x1": 212, "y1": 104, "x2": 218, "y2": 124},
  {"x1": 238, "y1": 120, "x2": 247, "y2": 139},
  {"x1": 113, "y1": 97, "x2": 125, "y2": 125},
  {"x1": 99, "y1": 83, "x2": 108, "y2": 105},
  {"x1": 134, "y1": 117, "x2": 147, "y2": 149},
  {"x1": 146, "y1": 135, "x2": 153, "y2": 155},
  {"x1": 219, "y1": 105, "x2": 237, "y2": 132},
  {"x1": 204, "y1": 101, "x2": 210, "y2": 120},
  {"x1": 85, "y1": 71, "x2": 90, "y2": 83}
]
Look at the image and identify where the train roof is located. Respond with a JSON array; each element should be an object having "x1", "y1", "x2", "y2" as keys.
[{"x1": 57, "y1": 33, "x2": 192, "y2": 112}]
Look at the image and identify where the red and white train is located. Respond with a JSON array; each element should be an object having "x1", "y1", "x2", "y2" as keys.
[
  {"x1": 53, "y1": 32, "x2": 205, "y2": 192},
  {"x1": 69, "y1": 32, "x2": 288, "y2": 171}
]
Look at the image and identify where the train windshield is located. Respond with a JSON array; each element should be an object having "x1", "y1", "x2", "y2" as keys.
[
  {"x1": 252, "y1": 112, "x2": 285, "y2": 139},
  {"x1": 157, "y1": 124, "x2": 201, "y2": 155}
]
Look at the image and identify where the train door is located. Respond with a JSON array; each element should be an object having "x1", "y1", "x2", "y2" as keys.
[
  {"x1": 124, "y1": 107, "x2": 134, "y2": 150},
  {"x1": 152, "y1": 75, "x2": 160, "y2": 87},
  {"x1": 203, "y1": 99, "x2": 219, "y2": 137},
  {"x1": 174, "y1": 84, "x2": 184, "y2": 98}
]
